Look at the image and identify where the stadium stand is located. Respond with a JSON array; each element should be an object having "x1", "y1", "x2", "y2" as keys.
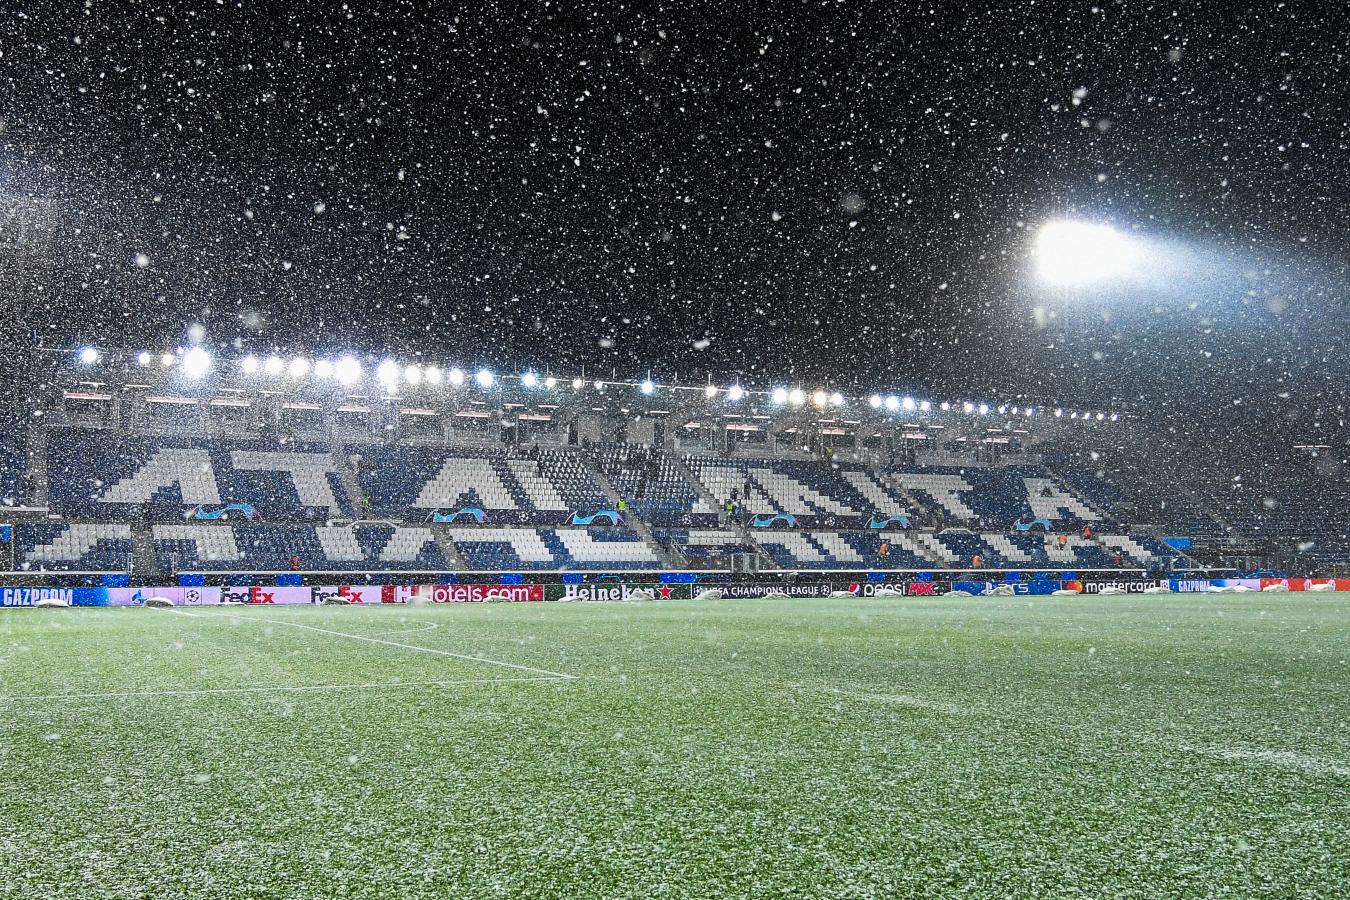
[
  {"x1": 0, "y1": 404, "x2": 29, "y2": 508},
  {"x1": 17, "y1": 522, "x2": 133, "y2": 571},
  {"x1": 597, "y1": 445, "x2": 717, "y2": 526}
]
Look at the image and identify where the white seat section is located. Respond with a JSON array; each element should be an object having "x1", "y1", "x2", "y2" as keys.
[
  {"x1": 448, "y1": 527, "x2": 554, "y2": 563},
  {"x1": 748, "y1": 468, "x2": 858, "y2": 517},
  {"x1": 1024, "y1": 478, "x2": 1098, "y2": 521},
  {"x1": 1044, "y1": 534, "x2": 1090, "y2": 563},
  {"x1": 504, "y1": 460, "x2": 568, "y2": 511},
  {"x1": 808, "y1": 531, "x2": 863, "y2": 562},
  {"x1": 910, "y1": 532, "x2": 959, "y2": 564},
  {"x1": 25, "y1": 524, "x2": 131, "y2": 562},
  {"x1": 879, "y1": 531, "x2": 941, "y2": 563},
  {"x1": 555, "y1": 530, "x2": 660, "y2": 563},
  {"x1": 757, "y1": 532, "x2": 830, "y2": 565},
  {"x1": 684, "y1": 530, "x2": 743, "y2": 545},
  {"x1": 1097, "y1": 535, "x2": 1157, "y2": 563},
  {"x1": 151, "y1": 524, "x2": 242, "y2": 562},
  {"x1": 696, "y1": 463, "x2": 776, "y2": 514},
  {"x1": 895, "y1": 473, "x2": 976, "y2": 520},
  {"x1": 99, "y1": 449, "x2": 220, "y2": 504},
  {"x1": 231, "y1": 451, "x2": 341, "y2": 509},
  {"x1": 984, "y1": 534, "x2": 1035, "y2": 563},
  {"x1": 414, "y1": 458, "x2": 518, "y2": 510},
  {"x1": 379, "y1": 527, "x2": 437, "y2": 562},
  {"x1": 841, "y1": 470, "x2": 907, "y2": 515},
  {"x1": 316, "y1": 526, "x2": 365, "y2": 562}
]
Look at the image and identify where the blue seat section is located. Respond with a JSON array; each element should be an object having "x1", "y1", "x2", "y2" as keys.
[
  {"x1": 46, "y1": 430, "x2": 348, "y2": 521},
  {"x1": 893, "y1": 465, "x2": 1104, "y2": 530},
  {"x1": 535, "y1": 450, "x2": 610, "y2": 514},
  {"x1": 933, "y1": 532, "x2": 1009, "y2": 568},
  {"x1": 837, "y1": 532, "x2": 932, "y2": 569},
  {"x1": 15, "y1": 523, "x2": 133, "y2": 572},
  {"x1": 655, "y1": 529, "x2": 753, "y2": 559},
  {"x1": 598, "y1": 445, "x2": 714, "y2": 527},
  {"x1": 685, "y1": 456, "x2": 875, "y2": 526}
]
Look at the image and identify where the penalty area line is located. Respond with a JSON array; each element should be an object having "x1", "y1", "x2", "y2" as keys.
[
  {"x1": 0, "y1": 675, "x2": 573, "y2": 704},
  {"x1": 169, "y1": 608, "x2": 577, "y2": 680}
]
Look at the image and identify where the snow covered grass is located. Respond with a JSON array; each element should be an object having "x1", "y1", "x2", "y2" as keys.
[{"x1": 1, "y1": 594, "x2": 1347, "y2": 898}]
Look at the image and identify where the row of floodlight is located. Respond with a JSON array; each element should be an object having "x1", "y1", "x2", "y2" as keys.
[{"x1": 71, "y1": 346, "x2": 1121, "y2": 422}]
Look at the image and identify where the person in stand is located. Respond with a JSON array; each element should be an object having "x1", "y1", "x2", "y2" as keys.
[
  {"x1": 1082, "y1": 524, "x2": 1094, "y2": 540},
  {"x1": 1112, "y1": 550, "x2": 1124, "y2": 568},
  {"x1": 1057, "y1": 533, "x2": 1068, "y2": 549},
  {"x1": 360, "y1": 493, "x2": 372, "y2": 518},
  {"x1": 971, "y1": 553, "x2": 983, "y2": 570},
  {"x1": 289, "y1": 554, "x2": 301, "y2": 572},
  {"x1": 616, "y1": 497, "x2": 628, "y2": 515}
]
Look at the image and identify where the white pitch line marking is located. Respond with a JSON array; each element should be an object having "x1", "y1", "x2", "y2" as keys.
[
  {"x1": 371, "y1": 621, "x2": 441, "y2": 637},
  {"x1": 821, "y1": 686, "x2": 970, "y2": 716},
  {"x1": 171, "y1": 609, "x2": 577, "y2": 680},
  {"x1": 0, "y1": 675, "x2": 571, "y2": 704},
  {"x1": 1179, "y1": 744, "x2": 1350, "y2": 779}
]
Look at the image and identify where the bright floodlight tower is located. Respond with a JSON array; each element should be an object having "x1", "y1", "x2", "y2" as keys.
[{"x1": 1034, "y1": 220, "x2": 1137, "y2": 286}]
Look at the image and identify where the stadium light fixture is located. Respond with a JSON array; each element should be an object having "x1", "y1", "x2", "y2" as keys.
[
  {"x1": 919, "y1": 400, "x2": 931, "y2": 412},
  {"x1": 727, "y1": 384, "x2": 745, "y2": 402},
  {"x1": 1110, "y1": 413, "x2": 1119, "y2": 422},
  {"x1": 940, "y1": 401, "x2": 951, "y2": 412},
  {"x1": 1054, "y1": 408, "x2": 1063, "y2": 418},
  {"x1": 571, "y1": 377, "x2": 584, "y2": 391},
  {"x1": 78, "y1": 346, "x2": 99, "y2": 365},
  {"x1": 829, "y1": 391, "x2": 845, "y2": 407},
  {"x1": 241, "y1": 354, "x2": 260, "y2": 375},
  {"x1": 788, "y1": 388, "x2": 805, "y2": 406},
  {"x1": 376, "y1": 360, "x2": 401, "y2": 387},
  {"x1": 264, "y1": 355, "x2": 285, "y2": 377},
  {"x1": 475, "y1": 369, "x2": 495, "y2": 389},
  {"x1": 1070, "y1": 411, "x2": 1078, "y2": 420},
  {"x1": 704, "y1": 383, "x2": 718, "y2": 399},
  {"x1": 180, "y1": 347, "x2": 211, "y2": 379},
  {"x1": 425, "y1": 365, "x2": 443, "y2": 385},
  {"x1": 593, "y1": 380, "x2": 605, "y2": 390},
  {"x1": 1034, "y1": 220, "x2": 1137, "y2": 285},
  {"x1": 1096, "y1": 412, "x2": 1105, "y2": 421},
  {"x1": 998, "y1": 404, "x2": 1007, "y2": 415},
  {"x1": 978, "y1": 403, "x2": 989, "y2": 415},
  {"x1": 544, "y1": 375, "x2": 557, "y2": 389},
  {"x1": 962, "y1": 401, "x2": 975, "y2": 414},
  {"x1": 868, "y1": 394, "x2": 882, "y2": 409},
  {"x1": 404, "y1": 364, "x2": 422, "y2": 385},
  {"x1": 448, "y1": 367, "x2": 466, "y2": 387},
  {"x1": 314, "y1": 359, "x2": 334, "y2": 380},
  {"x1": 136, "y1": 351, "x2": 151, "y2": 367},
  {"x1": 883, "y1": 395, "x2": 900, "y2": 412},
  {"x1": 521, "y1": 371, "x2": 539, "y2": 388},
  {"x1": 160, "y1": 352, "x2": 176, "y2": 368},
  {"x1": 289, "y1": 357, "x2": 310, "y2": 378},
  {"x1": 901, "y1": 396, "x2": 917, "y2": 412},
  {"x1": 811, "y1": 389, "x2": 828, "y2": 408},
  {"x1": 640, "y1": 378, "x2": 655, "y2": 395},
  {"x1": 334, "y1": 356, "x2": 362, "y2": 386},
  {"x1": 771, "y1": 388, "x2": 789, "y2": 405},
  {"x1": 1025, "y1": 407, "x2": 1035, "y2": 417}
]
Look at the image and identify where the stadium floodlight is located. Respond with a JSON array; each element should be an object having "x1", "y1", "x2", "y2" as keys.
[
  {"x1": 1034, "y1": 220, "x2": 1137, "y2": 285},
  {"x1": 829, "y1": 391, "x2": 845, "y2": 407},
  {"x1": 404, "y1": 364, "x2": 422, "y2": 386},
  {"x1": 901, "y1": 396, "x2": 917, "y2": 412},
  {"x1": 868, "y1": 394, "x2": 882, "y2": 409},
  {"x1": 314, "y1": 359, "x2": 334, "y2": 380},
  {"x1": 940, "y1": 401, "x2": 951, "y2": 412},
  {"x1": 962, "y1": 401, "x2": 975, "y2": 414},
  {"x1": 475, "y1": 369, "x2": 495, "y2": 389},
  {"x1": 136, "y1": 351, "x2": 151, "y2": 367},
  {"x1": 521, "y1": 371, "x2": 539, "y2": 388},
  {"x1": 334, "y1": 355, "x2": 362, "y2": 386},
  {"x1": 594, "y1": 380, "x2": 605, "y2": 390},
  {"x1": 1109, "y1": 412, "x2": 1119, "y2": 422},
  {"x1": 448, "y1": 367, "x2": 466, "y2": 387},
  {"x1": 1096, "y1": 412, "x2": 1105, "y2": 421},
  {"x1": 883, "y1": 395, "x2": 900, "y2": 412},
  {"x1": 919, "y1": 400, "x2": 931, "y2": 412},
  {"x1": 788, "y1": 388, "x2": 805, "y2": 406},
  {"x1": 772, "y1": 388, "x2": 789, "y2": 405},
  {"x1": 704, "y1": 383, "x2": 718, "y2": 399},
  {"x1": 811, "y1": 389, "x2": 828, "y2": 408},
  {"x1": 1054, "y1": 408, "x2": 1063, "y2": 418},
  {"x1": 978, "y1": 403, "x2": 989, "y2": 415},
  {"x1": 264, "y1": 355, "x2": 285, "y2": 376},
  {"x1": 425, "y1": 365, "x2": 443, "y2": 385},
  {"x1": 571, "y1": 377, "x2": 584, "y2": 391},
  {"x1": 241, "y1": 354, "x2": 260, "y2": 375},
  {"x1": 998, "y1": 405, "x2": 1008, "y2": 415},
  {"x1": 78, "y1": 346, "x2": 99, "y2": 365},
  {"x1": 727, "y1": 384, "x2": 745, "y2": 402},
  {"x1": 376, "y1": 360, "x2": 401, "y2": 388},
  {"x1": 1070, "y1": 411, "x2": 1078, "y2": 419},
  {"x1": 289, "y1": 357, "x2": 310, "y2": 378},
  {"x1": 544, "y1": 375, "x2": 557, "y2": 389},
  {"x1": 180, "y1": 346, "x2": 211, "y2": 379},
  {"x1": 160, "y1": 352, "x2": 176, "y2": 368},
  {"x1": 1025, "y1": 406, "x2": 1035, "y2": 417},
  {"x1": 640, "y1": 378, "x2": 655, "y2": 395}
]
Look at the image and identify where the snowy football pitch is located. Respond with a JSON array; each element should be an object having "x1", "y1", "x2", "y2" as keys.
[{"x1": 2, "y1": 595, "x2": 1347, "y2": 898}]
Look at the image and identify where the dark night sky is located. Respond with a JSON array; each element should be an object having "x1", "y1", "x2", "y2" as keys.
[{"x1": 1, "y1": 1, "x2": 1346, "y2": 426}]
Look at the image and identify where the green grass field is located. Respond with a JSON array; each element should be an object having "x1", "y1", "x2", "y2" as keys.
[{"x1": 2, "y1": 595, "x2": 1347, "y2": 899}]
